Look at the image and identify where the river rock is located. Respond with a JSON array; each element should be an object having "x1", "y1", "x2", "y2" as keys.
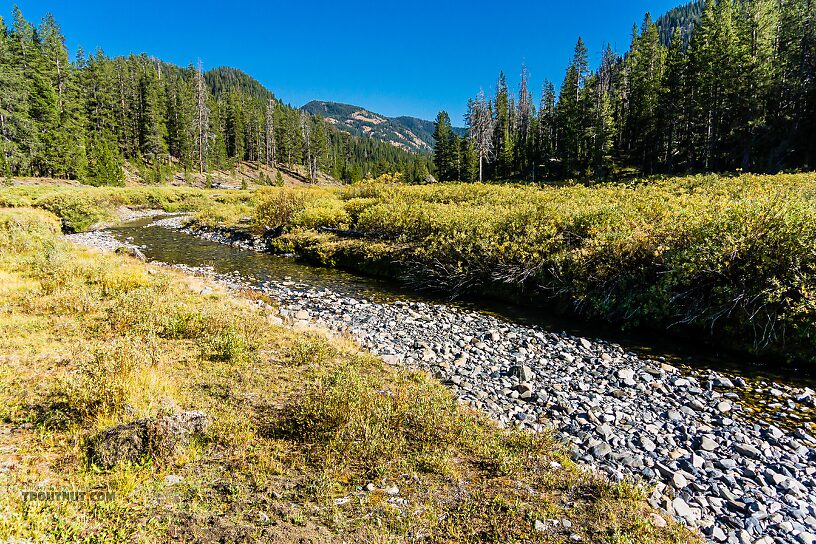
[
  {"x1": 699, "y1": 436, "x2": 718, "y2": 451},
  {"x1": 511, "y1": 364, "x2": 534, "y2": 382},
  {"x1": 115, "y1": 245, "x2": 147, "y2": 262}
]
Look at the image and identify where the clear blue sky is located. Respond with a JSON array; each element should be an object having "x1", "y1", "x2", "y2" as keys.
[{"x1": 6, "y1": 1, "x2": 679, "y2": 123}]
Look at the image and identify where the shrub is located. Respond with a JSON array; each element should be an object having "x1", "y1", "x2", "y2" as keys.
[
  {"x1": 274, "y1": 362, "x2": 481, "y2": 478},
  {"x1": 290, "y1": 203, "x2": 350, "y2": 230},
  {"x1": 205, "y1": 324, "x2": 251, "y2": 362},
  {"x1": 33, "y1": 191, "x2": 112, "y2": 232},
  {"x1": 254, "y1": 188, "x2": 307, "y2": 228},
  {"x1": 255, "y1": 174, "x2": 816, "y2": 360},
  {"x1": 44, "y1": 340, "x2": 146, "y2": 428},
  {"x1": 0, "y1": 208, "x2": 61, "y2": 254},
  {"x1": 285, "y1": 334, "x2": 335, "y2": 366}
]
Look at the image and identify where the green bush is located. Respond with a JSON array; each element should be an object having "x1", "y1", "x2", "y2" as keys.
[
  {"x1": 0, "y1": 208, "x2": 61, "y2": 254},
  {"x1": 33, "y1": 191, "x2": 113, "y2": 232},
  {"x1": 253, "y1": 174, "x2": 816, "y2": 360}
]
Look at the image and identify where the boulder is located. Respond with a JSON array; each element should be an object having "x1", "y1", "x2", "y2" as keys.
[
  {"x1": 86, "y1": 411, "x2": 209, "y2": 469},
  {"x1": 114, "y1": 245, "x2": 146, "y2": 262}
]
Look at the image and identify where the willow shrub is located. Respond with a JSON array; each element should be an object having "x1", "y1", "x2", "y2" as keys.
[{"x1": 265, "y1": 174, "x2": 816, "y2": 358}]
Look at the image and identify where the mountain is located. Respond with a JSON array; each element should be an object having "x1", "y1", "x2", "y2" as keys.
[{"x1": 302, "y1": 101, "x2": 465, "y2": 155}]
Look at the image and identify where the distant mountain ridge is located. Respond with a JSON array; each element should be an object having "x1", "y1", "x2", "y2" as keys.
[{"x1": 302, "y1": 101, "x2": 465, "y2": 154}]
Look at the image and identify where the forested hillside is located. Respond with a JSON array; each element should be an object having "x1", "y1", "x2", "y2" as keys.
[
  {"x1": 0, "y1": 8, "x2": 432, "y2": 185},
  {"x1": 655, "y1": 0, "x2": 704, "y2": 46},
  {"x1": 436, "y1": 0, "x2": 815, "y2": 182}
]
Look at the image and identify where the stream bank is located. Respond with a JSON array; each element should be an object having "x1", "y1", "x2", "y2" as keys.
[{"x1": 68, "y1": 218, "x2": 816, "y2": 544}]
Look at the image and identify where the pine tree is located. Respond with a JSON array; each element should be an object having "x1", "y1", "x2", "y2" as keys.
[
  {"x1": 774, "y1": 0, "x2": 815, "y2": 167},
  {"x1": 687, "y1": 0, "x2": 743, "y2": 170},
  {"x1": 459, "y1": 134, "x2": 477, "y2": 182},
  {"x1": 432, "y1": 110, "x2": 453, "y2": 180},
  {"x1": 224, "y1": 89, "x2": 244, "y2": 161},
  {"x1": 589, "y1": 46, "x2": 618, "y2": 179},
  {"x1": 492, "y1": 72, "x2": 513, "y2": 178},
  {"x1": 536, "y1": 80, "x2": 556, "y2": 179},
  {"x1": 264, "y1": 98, "x2": 275, "y2": 166},
  {"x1": 556, "y1": 39, "x2": 590, "y2": 177},
  {"x1": 0, "y1": 14, "x2": 34, "y2": 176},
  {"x1": 515, "y1": 65, "x2": 534, "y2": 178},
  {"x1": 735, "y1": 0, "x2": 779, "y2": 168},
  {"x1": 136, "y1": 59, "x2": 167, "y2": 164},
  {"x1": 193, "y1": 59, "x2": 210, "y2": 173},
  {"x1": 165, "y1": 70, "x2": 195, "y2": 168},
  {"x1": 305, "y1": 114, "x2": 327, "y2": 182},
  {"x1": 87, "y1": 132, "x2": 124, "y2": 185},
  {"x1": 625, "y1": 14, "x2": 666, "y2": 173},
  {"x1": 657, "y1": 29, "x2": 688, "y2": 172}
]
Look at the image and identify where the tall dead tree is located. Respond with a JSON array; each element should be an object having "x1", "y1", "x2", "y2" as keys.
[
  {"x1": 193, "y1": 59, "x2": 209, "y2": 173},
  {"x1": 467, "y1": 89, "x2": 494, "y2": 182},
  {"x1": 265, "y1": 98, "x2": 275, "y2": 166}
]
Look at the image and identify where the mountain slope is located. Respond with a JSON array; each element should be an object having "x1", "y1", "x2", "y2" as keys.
[
  {"x1": 655, "y1": 0, "x2": 704, "y2": 47},
  {"x1": 302, "y1": 101, "x2": 464, "y2": 154}
]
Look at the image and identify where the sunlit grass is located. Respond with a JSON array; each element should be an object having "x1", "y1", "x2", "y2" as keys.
[{"x1": 0, "y1": 206, "x2": 698, "y2": 542}]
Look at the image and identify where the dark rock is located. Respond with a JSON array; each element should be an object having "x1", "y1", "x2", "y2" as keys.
[{"x1": 86, "y1": 411, "x2": 209, "y2": 469}]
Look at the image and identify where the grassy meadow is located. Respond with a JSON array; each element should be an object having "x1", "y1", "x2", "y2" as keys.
[
  {"x1": 0, "y1": 184, "x2": 255, "y2": 232},
  {"x1": 0, "y1": 207, "x2": 695, "y2": 542},
  {"x1": 3, "y1": 173, "x2": 815, "y2": 362}
]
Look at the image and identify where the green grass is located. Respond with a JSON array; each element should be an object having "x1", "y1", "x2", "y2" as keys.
[
  {"x1": 4, "y1": 174, "x2": 814, "y2": 361},
  {"x1": 0, "y1": 185, "x2": 255, "y2": 232},
  {"x1": 0, "y1": 207, "x2": 697, "y2": 543}
]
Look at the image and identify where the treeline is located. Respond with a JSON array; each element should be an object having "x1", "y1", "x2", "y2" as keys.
[
  {"x1": 435, "y1": 0, "x2": 815, "y2": 182},
  {"x1": 0, "y1": 8, "x2": 431, "y2": 185}
]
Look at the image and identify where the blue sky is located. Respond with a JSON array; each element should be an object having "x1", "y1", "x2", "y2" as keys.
[{"x1": 6, "y1": 1, "x2": 679, "y2": 122}]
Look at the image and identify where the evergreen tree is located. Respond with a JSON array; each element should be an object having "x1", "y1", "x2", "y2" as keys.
[
  {"x1": 432, "y1": 110, "x2": 453, "y2": 180},
  {"x1": 136, "y1": 59, "x2": 167, "y2": 163},
  {"x1": 657, "y1": 29, "x2": 688, "y2": 172},
  {"x1": 224, "y1": 89, "x2": 244, "y2": 160},
  {"x1": 536, "y1": 80, "x2": 556, "y2": 179},
  {"x1": 736, "y1": 0, "x2": 778, "y2": 168},
  {"x1": 87, "y1": 132, "x2": 124, "y2": 185},
  {"x1": 459, "y1": 134, "x2": 477, "y2": 182},
  {"x1": 515, "y1": 65, "x2": 535, "y2": 178},
  {"x1": 165, "y1": 70, "x2": 195, "y2": 168},
  {"x1": 556, "y1": 39, "x2": 590, "y2": 177},
  {"x1": 0, "y1": 14, "x2": 34, "y2": 175},
  {"x1": 193, "y1": 59, "x2": 210, "y2": 173},
  {"x1": 625, "y1": 14, "x2": 666, "y2": 172},
  {"x1": 687, "y1": 0, "x2": 743, "y2": 170},
  {"x1": 2, "y1": 6, "x2": 815, "y2": 184}
]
